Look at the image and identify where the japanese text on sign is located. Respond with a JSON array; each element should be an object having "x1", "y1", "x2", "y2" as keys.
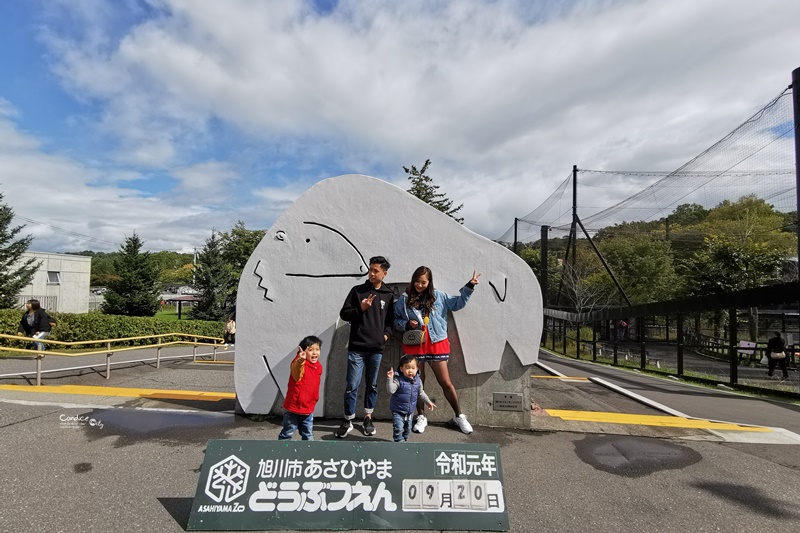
[{"x1": 434, "y1": 451, "x2": 498, "y2": 478}]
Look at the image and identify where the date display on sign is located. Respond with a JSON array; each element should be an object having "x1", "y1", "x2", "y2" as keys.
[{"x1": 401, "y1": 479, "x2": 504, "y2": 512}]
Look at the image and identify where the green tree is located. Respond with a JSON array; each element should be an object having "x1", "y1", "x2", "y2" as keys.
[
  {"x1": 403, "y1": 159, "x2": 464, "y2": 223},
  {"x1": 683, "y1": 196, "x2": 795, "y2": 339},
  {"x1": 102, "y1": 233, "x2": 161, "y2": 316},
  {"x1": 690, "y1": 238, "x2": 782, "y2": 294},
  {"x1": 668, "y1": 203, "x2": 708, "y2": 227},
  {"x1": 221, "y1": 221, "x2": 265, "y2": 279},
  {"x1": 684, "y1": 196, "x2": 795, "y2": 294},
  {"x1": 89, "y1": 252, "x2": 120, "y2": 286},
  {"x1": 191, "y1": 230, "x2": 236, "y2": 321},
  {"x1": 517, "y1": 244, "x2": 561, "y2": 305},
  {"x1": 220, "y1": 221, "x2": 265, "y2": 310},
  {"x1": 0, "y1": 193, "x2": 39, "y2": 308},
  {"x1": 597, "y1": 234, "x2": 678, "y2": 304},
  {"x1": 159, "y1": 263, "x2": 194, "y2": 285},
  {"x1": 151, "y1": 250, "x2": 194, "y2": 287}
]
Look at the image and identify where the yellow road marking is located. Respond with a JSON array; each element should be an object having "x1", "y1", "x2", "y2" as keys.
[
  {"x1": 531, "y1": 375, "x2": 589, "y2": 380},
  {"x1": 0, "y1": 384, "x2": 236, "y2": 401},
  {"x1": 545, "y1": 409, "x2": 771, "y2": 432},
  {"x1": 192, "y1": 360, "x2": 234, "y2": 365}
]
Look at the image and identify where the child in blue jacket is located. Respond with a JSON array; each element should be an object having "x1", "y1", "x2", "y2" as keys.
[{"x1": 386, "y1": 354, "x2": 436, "y2": 442}]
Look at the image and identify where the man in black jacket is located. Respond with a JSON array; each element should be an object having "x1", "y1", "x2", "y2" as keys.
[{"x1": 336, "y1": 256, "x2": 395, "y2": 438}]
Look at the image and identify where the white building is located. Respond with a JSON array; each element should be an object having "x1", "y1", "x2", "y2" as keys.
[{"x1": 16, "y1": 252, "x2": 92, "y2": 313}]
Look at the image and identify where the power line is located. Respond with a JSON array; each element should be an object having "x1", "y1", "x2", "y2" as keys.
[{"x1": 13, "y1": 215, "x2": 119, "y2": 247}]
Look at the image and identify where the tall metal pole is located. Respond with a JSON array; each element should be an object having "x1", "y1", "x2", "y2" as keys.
[
  {"x1": 540, "y1": 225, "x2": 549, "y2": 306},
  {"x1": 513, "y1": 218, "x2": 519, "y2": 254},
  {"x1": 571, "y1": 165, "x2": 578, "y2": 270},
  {"x1": 791, "y1": 67, "x2": 800, "y2": 353},
  {"x1": 677, "y1": 314, "x2": 684, "y2": 377},
  {"x1": 793, "y1": 68, "x2": 800, "y2": 274},
  {"x1": 729, "y1": 308, "x2": 738, "y2": 385}
]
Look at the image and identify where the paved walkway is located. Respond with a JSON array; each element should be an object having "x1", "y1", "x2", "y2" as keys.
[
  {"x1": 569, "y1": 338, "x2": 800, "y2": 394},
  {"x1": 1, "y1": 348, "x2": 799, "y2": 532}
]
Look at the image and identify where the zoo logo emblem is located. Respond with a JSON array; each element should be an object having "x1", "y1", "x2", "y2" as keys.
[{"x1": 205, "y1": 455, "x2": 251, "y2": 503}]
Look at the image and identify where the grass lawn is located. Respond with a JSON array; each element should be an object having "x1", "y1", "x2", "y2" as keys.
[{"x1": 155, "y1": 305, "x2": 180, "y2": 321}]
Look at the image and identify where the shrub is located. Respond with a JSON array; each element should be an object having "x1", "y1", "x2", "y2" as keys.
[{"x1": 0, "y1": 309, "x2": 223, "y2": 348}]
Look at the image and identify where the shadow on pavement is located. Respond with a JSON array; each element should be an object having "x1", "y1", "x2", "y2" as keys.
[
  {"x1": 690, "y1": 482, "x2": 800, "y2": 519},
  {"x1": 157, "y1": 497, "x2": 193, "y2": 531}
]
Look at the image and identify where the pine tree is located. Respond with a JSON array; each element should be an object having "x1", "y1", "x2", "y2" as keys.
[
  {"x1": 102, "y1": 233, "x2": 160, "y2": 316},
  {"x1": 0, "y1": 192, "x2": 39, "y2": 308},
  {"x1": 191, "y1": 230, "x2": 236, "y2": 322},
  {"x1": 403, "y1": 159, "x2": 464, "y2": 223}
]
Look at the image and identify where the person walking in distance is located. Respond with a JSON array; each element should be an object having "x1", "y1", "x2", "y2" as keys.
[
  {"x1": 336, "y1": 256, "x2": 395, "y2": 438},
  {"x1": 18, "y1": 299, "x2": 55, "y2": 352},
  {"x1": 223, "y1": 316, "x2": 236, "y2": 348},
  {"x1": 766, "y1": 331, "x2": 789, "y2": 380}
]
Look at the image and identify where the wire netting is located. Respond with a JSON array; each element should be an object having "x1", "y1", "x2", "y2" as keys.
[{"x1": 498, "y1": 88, "x2": 796, "y2": 244}]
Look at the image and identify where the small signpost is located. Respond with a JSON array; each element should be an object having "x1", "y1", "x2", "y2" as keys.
[{"x1": 187, "y1": 440, "x2": 509, "y2": 531}]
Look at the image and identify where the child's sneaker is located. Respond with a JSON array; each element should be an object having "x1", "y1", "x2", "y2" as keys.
[
  {"x1": 335, "y1": 419, "x2": 353, "y2": 438},
  {"x1": 453, "y1": 414, "x2": 473, "y2": 434},
  {"x1": 413, "y1": 415, "x2": 428, "y2": 433},
  {"x1": 363, "y1": 416, "x2": 376, "y2": 436}
]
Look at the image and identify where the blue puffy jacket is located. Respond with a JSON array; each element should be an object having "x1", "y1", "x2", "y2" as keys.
[
  {"x1": 389, "y1": 371, "x2": 421, "y2": 415},
  {"x1": 393, "y1": 285, "x2": 474, "y2": 344}
]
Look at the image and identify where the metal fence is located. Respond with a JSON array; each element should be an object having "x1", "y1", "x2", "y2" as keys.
[
  {"x1": 542, "y1": 282, "x2": 800, "y2": 398},
  {"x1": 16, "y1": 295, "x2": 58, "y2": 310}
]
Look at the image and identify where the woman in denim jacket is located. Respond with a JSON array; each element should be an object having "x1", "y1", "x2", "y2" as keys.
[{"x1": 394, "y1": 266, "x2": 480, "y2": 434}]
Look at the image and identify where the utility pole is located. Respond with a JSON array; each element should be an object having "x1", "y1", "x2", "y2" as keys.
[
  {"x1": 192, "y1": 247, "x2": 197, "y2": 286},
  {"x1": 792, "y1": 67, "x2": 800, "y2": 352},
  {"x1": 571, "y1": 165, "x2": 578, "y2": 271},
  {"x1": 513, "y1": 218, "x2": 519, "y2": 254},
  {"x1": 540, "y1": 225, "x2": 549, "y2": 306},
  {"x1": 792, "y1": 67, "x2": 800, "y2": 282}
]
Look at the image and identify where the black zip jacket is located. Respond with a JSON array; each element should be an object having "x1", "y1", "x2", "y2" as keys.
[
  {"x1": 18, "y1": 309, "x2": 54, "y2": 335},
  {"x1": 339, "y1": 281, "x2": 395, "y2": 352}
]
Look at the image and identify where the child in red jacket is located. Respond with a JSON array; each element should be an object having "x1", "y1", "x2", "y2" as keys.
[{"x1": 278, "y1": 335, "x2": 323, "y2": 441}]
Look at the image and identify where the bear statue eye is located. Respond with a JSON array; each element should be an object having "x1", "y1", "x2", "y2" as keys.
[{"x1": 275, "y1": 231, "x2": 285, "y2": 241}]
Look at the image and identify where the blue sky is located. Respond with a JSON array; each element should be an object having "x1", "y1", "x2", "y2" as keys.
[{"x1": 0, "y1": 0, "x2": 798, "y2": 252}]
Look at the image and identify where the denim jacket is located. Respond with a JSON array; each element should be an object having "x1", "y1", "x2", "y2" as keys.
[{"x1": 393, "y1": 285, "x2": 473, "y2": 344}]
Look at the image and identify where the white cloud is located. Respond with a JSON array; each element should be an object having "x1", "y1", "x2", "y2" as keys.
[
  {"x1": 17, "y1": 0, "x2": 800, "y2": 247},
  {"x1": 171, "y1": 160, "x2": 239, "y2": 202},
  {"x1": 0, "y1": 112, "x2": 211, "y2": 252}
]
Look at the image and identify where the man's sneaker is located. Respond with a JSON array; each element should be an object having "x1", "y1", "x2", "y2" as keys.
[
  {"x1": 363, "y1": 416, "x2": 376, "y2": 436},
  {"x1": 413, "y1": 415, "x2": 428, "y2": 433},
  {"x1": 453, "y1": 414, "x2": 473, "y2": 434},
  {"x1": 335, "y1": 419, "x2": 353, "y2": 438}
]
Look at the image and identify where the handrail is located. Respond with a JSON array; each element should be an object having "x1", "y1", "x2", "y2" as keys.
[
  {"x1": 0, "y1": 332, "x2": 222, "y2": 346},
  {"x1": 0, "y1": 331, "x2": 227, "y2": 386},
  {"x1": 0, "y1": 340, "x2": 214, "y2": 357}
]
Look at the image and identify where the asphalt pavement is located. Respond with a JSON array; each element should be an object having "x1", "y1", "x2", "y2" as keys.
[{"x1": 1, "y1": 347, "x2": 799, "y2": 533}]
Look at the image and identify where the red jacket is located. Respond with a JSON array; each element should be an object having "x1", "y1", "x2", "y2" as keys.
[{"x1": 283, "y1": 356, "x2": 322, "y2": 415}]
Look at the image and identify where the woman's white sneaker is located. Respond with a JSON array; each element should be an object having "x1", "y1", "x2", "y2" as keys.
[
  {"x1": 453, "y1": 414, "x2": 473, "y2": 434},
  {"x1": 413, "y1": 415, "x2": 428, "y2": 433}
]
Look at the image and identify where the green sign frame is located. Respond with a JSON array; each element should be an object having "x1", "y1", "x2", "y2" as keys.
[{"x1": 187, "y1": 440, "x2": 508, "y2": 531}]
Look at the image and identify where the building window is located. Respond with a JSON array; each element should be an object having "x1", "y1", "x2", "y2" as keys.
[{"x1": 47, "y1": 271, "x2": 61, "y2": 284}]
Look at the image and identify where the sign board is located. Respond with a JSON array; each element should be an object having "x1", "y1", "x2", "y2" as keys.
[
  {"x1": 188, "y1": 440, "x2": 508, "y2": 531},
  {"x1": 492, "y1": 393, "x2": 525, "y2": 412}
]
